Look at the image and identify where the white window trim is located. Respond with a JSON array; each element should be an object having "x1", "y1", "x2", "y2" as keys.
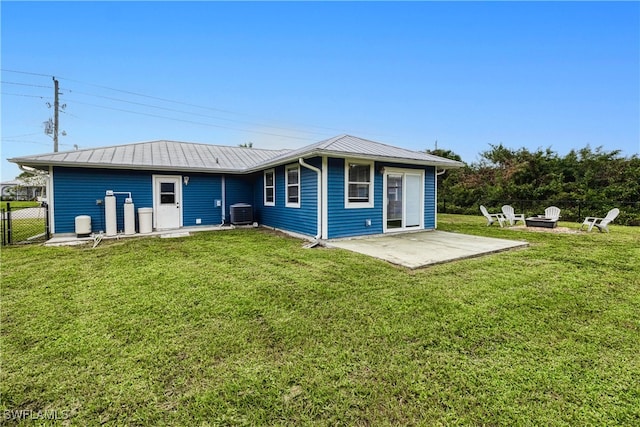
[
  {"x1": 263, "y1": 169, "x2": 275, "y2": 206},
  {"x1": 382, "y1": 167, "x2": 425, "y2": 233},
  {"x1": 285, "y1": 164, "x2": 300, "y2": 208},
  {"x1": 345, "y1": 159, "x2": 374, "y2": 209},
  {"x1": 152, "y1": 174, "x2": 184, "y2": 230}
]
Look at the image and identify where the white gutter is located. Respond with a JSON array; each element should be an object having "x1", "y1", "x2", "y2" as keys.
[
  {"x1": 298, "y1": 158, "x2": 322, "y2": 240},
  {"x1": 18, "y1": 164, "x2": 48, "y2": 176},
  {"x1": 251, "y1": 151, "x2": 463, "y2": 174},
  {"x1": 434, "y1": 169, "x2": 447, "y2": 228}
]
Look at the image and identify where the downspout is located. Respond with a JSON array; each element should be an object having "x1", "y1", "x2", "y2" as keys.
[
  {"x1": 298, "y1": 158, "x2": 321, "y2": 240},
  {"x1": 221, "y1": 175, "x2": 226, "y2": 225},
  {"x1": 435, "y1": 168, "x2": 447, "y2": 229}
]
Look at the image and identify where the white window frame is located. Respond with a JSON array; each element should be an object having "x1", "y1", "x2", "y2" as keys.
[
  {"x1": 382, "y1": 167, "x2": 425, "y2": 233},
  {"x1": 285, "y1": 164, "x2": 300, "y2": 208},
  {"x1": 345, "y1": 159, "x2": 374, "y2": 209},
  {"x1": 263, "y1": 169, "x2": 275, "y2": 206}
]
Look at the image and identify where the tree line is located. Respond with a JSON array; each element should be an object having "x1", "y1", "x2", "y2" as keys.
[{"x1": 428, "y1": 145, "x2": 640, "y2": 226}]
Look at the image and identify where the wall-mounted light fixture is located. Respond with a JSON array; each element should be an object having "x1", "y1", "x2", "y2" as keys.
[
  {"x1": 183, "y1": 176, "x2": 190, "y2": 186},
  {"x1": 378, "y1": 166, "x2": 386, "y2": 175}
]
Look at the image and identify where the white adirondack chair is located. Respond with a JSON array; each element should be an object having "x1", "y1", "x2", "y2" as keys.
[
  {"x1": 501, "y1": 205, "x2": 525, "y2": 226},
  {"x1": 580, "y1": 208, "x2": 620, "y2": 233},
  {"x1": 480, "y1": 205, "x2": 505, "y2": 227},
  {"x1": 544, "y1": 206, "x2": 561, "y2": 221}
]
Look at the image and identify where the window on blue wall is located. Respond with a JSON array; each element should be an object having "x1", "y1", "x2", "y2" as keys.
[
  {"x1": 285, "y1": 164, "x2": 300, "y2": 208},
  {"x1": 345, "y1": 161, "x2": 374, "y2": 208},
  {"x1": 264, "y1": 169, "x2": 275, "y2": 206}
]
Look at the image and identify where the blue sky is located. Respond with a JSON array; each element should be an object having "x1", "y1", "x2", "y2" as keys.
[{"x1": 2, "y1": 1, "x2": 639, "y2": 181}]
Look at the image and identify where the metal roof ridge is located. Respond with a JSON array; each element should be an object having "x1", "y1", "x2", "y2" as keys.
[{"x1": 8, "y1": 139, "x2": 294, "y2": 161}]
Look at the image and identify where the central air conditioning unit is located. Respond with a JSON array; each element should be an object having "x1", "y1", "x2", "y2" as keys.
[{"x1": 230, "y1": 203, "x2": 253, "y2": 225}]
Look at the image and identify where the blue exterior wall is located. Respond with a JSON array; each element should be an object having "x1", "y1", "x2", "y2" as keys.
[
  {"x1": 224, "y1": 175, "x2": 254, "y2": 223},
  {"x1": 52, "y1": 167, "x2": 224, "y2": 233},
  {"x1": 182, "y1": 173, "x2": 223, "y2": 227},
  {"x1": 253, "y1": 158, "x2": 319, "y2": 237},
  {"x1": 326, "y1": 159, "x2": 437, "y2": 239},
  {"x1": 424, "y1": 166, "x2": 436, "y2": 229},
  {"x1": 52, "y1": 159, "x2": 436, "y2": 238},
  {"x1": 327, "y1": 157, "x2": 384, "y2": 239}
]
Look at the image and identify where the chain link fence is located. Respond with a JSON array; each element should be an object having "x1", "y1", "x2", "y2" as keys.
[{"x1": 1, "y1": 203, "x2": 50, "y2": 245}]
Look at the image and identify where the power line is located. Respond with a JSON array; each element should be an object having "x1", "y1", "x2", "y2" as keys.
[
  {"x1": 67, "y1": 99, "x2": 318, "y2": 141},
  {"x1": 1, "y1": 68, "x2": 385, "y2": 140},
  {"x1": 53, "y1": 76, "x2": 375, "y2": 135},
  {"x1": 1, "y1": 80, "x2": 52, "y2": 89},
  {"x1": 1, "y1": 69, "x2": 52, "y2": 78},
  {"x1": 63, "y1": 87, "x2": 331, "y2": 136},
  {"x1": 1, "y1": 132, "x2": 43, "y2": 139},
  {"x1": 1, "y1": 92, "x2": 52, "y2": 99},
  {"x1": 59, "y1": 109, "x2": 82, "y2": 119},
  {"x1": 3, "y1": 73, "x2": 350, "y2": 137},
  {"x1": 61, "y1": 76, "x2": 243, "y2": 115},
  {"x1": 1, "y1": 138, "x2": 74, "y2": 148}
]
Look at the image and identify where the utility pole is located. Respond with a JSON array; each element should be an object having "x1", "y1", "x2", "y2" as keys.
[{"x1": 53, "y1": 76, "x2": 59, "y2": 152}]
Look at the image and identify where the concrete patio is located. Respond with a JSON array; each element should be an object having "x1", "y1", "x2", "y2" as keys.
[{"x1": 325, "y1": 230, "x2": 529, "y2": 269}]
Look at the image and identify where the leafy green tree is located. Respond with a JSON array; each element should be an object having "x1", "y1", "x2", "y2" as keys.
[{"x1": 429, "y1": 143, "x2": 640, "y2": 224}]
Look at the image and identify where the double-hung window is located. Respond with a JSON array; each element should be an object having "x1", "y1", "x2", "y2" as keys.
[
  {"x1": 264, "y1": 169, "x2": 275, "y2": 206},
  {"x1": 285, "y1": 164, "x2": 300, "y2": 208},
  {"x1": 345, "y1": 161, "x2": 374, "y2": 208}
]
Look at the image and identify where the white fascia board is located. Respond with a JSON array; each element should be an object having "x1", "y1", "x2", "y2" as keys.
[
  {"x1": 12, "y1": 161, "x2": 248, "y2": 175},
  {"x1": 249, "y1": 150, "x2": 464, "y2": 172}
]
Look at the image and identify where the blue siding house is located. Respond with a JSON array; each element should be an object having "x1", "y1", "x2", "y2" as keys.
[{"x1": 9, "y1": 135, "x2": 463, "y2": 239}]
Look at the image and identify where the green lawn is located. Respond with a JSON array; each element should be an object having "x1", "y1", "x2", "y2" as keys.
[
  {"x1": 1, "y1": 202, "x2": 47, "y2": 243},
  {"x1": 2, "y1": 215, "x2": 639, "y2": 425},
  {"x1": 3, "y1": 217, "x2": 48, "y2": 244},
  {"x1": 0, "y1": 201, "x2": 40, "y2": 210}
]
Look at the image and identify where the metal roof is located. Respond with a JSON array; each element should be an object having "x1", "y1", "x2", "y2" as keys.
[
  {"x1": 9, "y1": 140, "x2": 291, "y2": 173},
  {"x1": 254, "y1": 135, "x2": 464, "y2": 169},
  {"x1": 9, "y1": 135, "x2": 464, "y2": 172}
]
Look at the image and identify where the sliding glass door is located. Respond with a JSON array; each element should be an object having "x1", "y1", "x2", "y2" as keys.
[{"x1": 384, "y1": 169, "x2": 424, "y2": 232}]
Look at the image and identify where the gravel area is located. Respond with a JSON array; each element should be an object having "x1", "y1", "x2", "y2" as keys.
[{"x1": 509, "y1": 225, "x2": 582, "y2": 234}]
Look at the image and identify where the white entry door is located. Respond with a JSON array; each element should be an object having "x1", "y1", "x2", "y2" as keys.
[
  {"x1": 384, "y1": 169, "x2": 424, "y2": 232},
  {"x1": 153, "y1": 175, "x2": 182, "y2": 230}
]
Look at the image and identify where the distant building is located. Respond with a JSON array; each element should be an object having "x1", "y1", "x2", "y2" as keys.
[{"x1": 0, "y1": 179, "x2": 45, "y2": 201}]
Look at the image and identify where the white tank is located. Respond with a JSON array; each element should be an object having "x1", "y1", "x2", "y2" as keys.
[
  {"x1": 138, "y1": 207, "x2": 153, "y2": 234},
  {"x1": 75, "y1": 215, "x2": 91, "y2": 237},
  {"x1": 105, "y1": 192, "x2": 117, "y2": 236},
  {"x1": 124, "y1": 198, "x2": 135, "y2": 235}
]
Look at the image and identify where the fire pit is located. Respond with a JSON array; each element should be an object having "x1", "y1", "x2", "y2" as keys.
[{"x1": 525, "y1": 217, "x2": 558, "y2": 228}]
